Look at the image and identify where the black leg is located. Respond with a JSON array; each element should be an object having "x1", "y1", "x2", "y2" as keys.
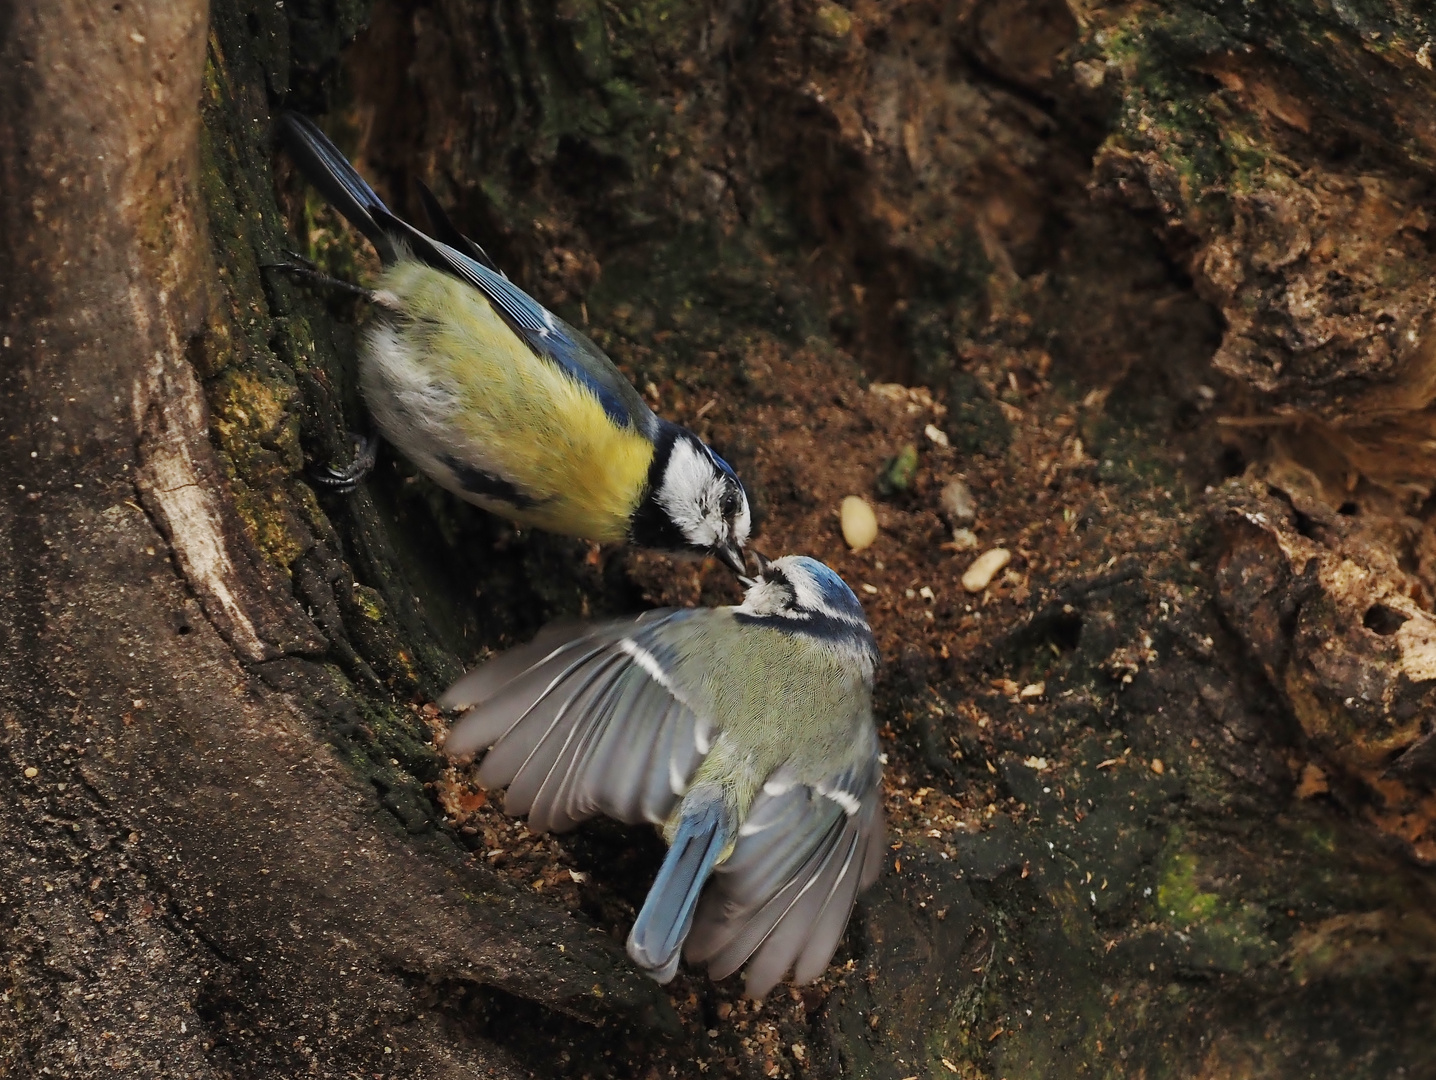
[
  {"x1": 263, "y1": 256, "x2": 377, "y2": 302},
  {"x1": 309, "y1": 433, "x2": 380, "y2": 492},
  {"x1": 279, "y1": 248, "x2": 321, "y2": 271}
]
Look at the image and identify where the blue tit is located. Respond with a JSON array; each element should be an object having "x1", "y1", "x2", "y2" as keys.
[
  {"x1": 279, "y1": 114, "x2": 751, "y2": 573},
  {"x1": 440, "y1": 554, "x2": 885, "y2": 997}
]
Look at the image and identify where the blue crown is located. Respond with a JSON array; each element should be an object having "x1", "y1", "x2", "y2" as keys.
[
  {"x1": 707, "y1": 448, "x2": 740, "y2": 483},
  {"x1": 788, "y1": 557, "x2": 864, "y2": 615}
]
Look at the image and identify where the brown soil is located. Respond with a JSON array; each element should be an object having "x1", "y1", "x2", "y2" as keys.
[{"x1": 422, "y1": 329, "x2": 1212, "y2": 1077}]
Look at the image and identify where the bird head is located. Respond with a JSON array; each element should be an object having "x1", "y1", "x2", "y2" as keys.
[
  {"x1": 733, "y1": 553, "x2": 880, "y2": 673},
  {"x1": 735, "y1": 554, "x2": 869, "y2": 622},
  {"x1": 641, "y1": 429, "x2": 752, "y2": 574}
]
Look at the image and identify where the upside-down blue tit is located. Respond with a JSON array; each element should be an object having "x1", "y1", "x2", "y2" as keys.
[
  {"x1": 440, "y1": 555, "x2": 886, "y2": 997},
  {"x1": 278, "y1": 113, "x2": 751, "y2": 573}
]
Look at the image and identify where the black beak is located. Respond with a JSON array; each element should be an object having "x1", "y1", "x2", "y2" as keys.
[
  {"x1": 734, "y1": 548, "x2": 771, "y2": 588},
  {"x1": 714, "y1": 541, "x2": 748, "y2": 578}
]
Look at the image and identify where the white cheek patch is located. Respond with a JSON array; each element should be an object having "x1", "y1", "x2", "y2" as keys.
[
  {"x1": 732, "y1": 493, "x2": 752, "y2": 546},
  {"x1": 735, "y1": 578, "x2": 793, "y2": 618},
  {"x1": 655, "y1": 439, "x2": 726, "y2": 548}
]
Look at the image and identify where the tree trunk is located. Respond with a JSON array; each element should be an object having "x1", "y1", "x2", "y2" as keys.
[
  {"x1": 3, "y1": 0, "x2": 1434, "y2": 1077},
  {"x1": 0, "y1": 3, "x2": 667, "y2": 1077}
]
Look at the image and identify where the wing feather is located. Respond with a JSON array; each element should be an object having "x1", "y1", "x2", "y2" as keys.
[
  {"x1": 441, "y1": 610, "x2": 711, "y2": 832},
  {"x1": 596, "y1": 680, "x2": 695, "y2": 825},
  {"x1": 531, "y1": 669, "x2": 700, "y2": 832},
  {"x1": 441, "y1": 612, "x2": 684, "y2": 753},
  {"x1": 524, "y1": 663, "x2": 635, "y2": 833},
  {"x1": 440, "y1": 631, "x2": 596, "y2": 718},
  {"x1": 503, "y1": 653, "x2": 630, "y2": 818},
  {"x1": 638, "y1": 700, "x2": 700, "y2": 825},
  {"x1": 695, "y1": 814, "x2": 848, "y2": 983},
  {"x1": 414, "y1": 179, "x2": 500, "y2": 271},
  {"x1": 684, "y1": 780, "x2": 884, "y2": 996},
  {"x1": 371, "y1": 208, "x2": 657, "y2": 436},
  {"x1": 699, "y1": 788, "x2": 840, "y2": 925},
  {"x1": 792, "y1": 789, "x2": 883, "y2": 984},
  {"x1": 446, "y1": 639, "x2": 613, "y2": 767},
  {"x1": 859, "y1": 797, "x2": 887, "y2": 890},
  {"x1": 742, "y1": 825, "x2": 860, "y2": 996}
]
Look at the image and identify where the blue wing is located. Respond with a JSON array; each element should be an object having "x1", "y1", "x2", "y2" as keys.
[
  {"x1": 414, "y1": 180, "x2": 502, "y2": 272},
  {"x1": 280, "y1": 113, "x2": 657, "y2": 437},
  {"x1": 372, "y1": 208, "x2": 659, "y2": 438}
]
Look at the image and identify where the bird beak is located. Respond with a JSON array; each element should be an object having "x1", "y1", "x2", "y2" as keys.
[
  {"x1": 733, "y1": 549, "x2": 771, "y2": 589},
  {"x1": 714, "y1": 541, "x2": 748, "y2": 578}
]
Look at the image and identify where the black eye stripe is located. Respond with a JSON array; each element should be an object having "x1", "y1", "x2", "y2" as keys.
[{"x1": 765, "y1": 568, "x2": 792, "y2": 594}]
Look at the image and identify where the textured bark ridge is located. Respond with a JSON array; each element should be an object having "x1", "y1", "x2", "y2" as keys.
[{"x1": 3, "y1": 0, "x2": 1435, "y2": 1077}]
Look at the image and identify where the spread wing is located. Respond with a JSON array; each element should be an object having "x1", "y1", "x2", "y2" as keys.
[
  {"x1": 683, "y1": 736, "x2": 884, "y2": 998},
  {"x1": 440, "y1": 610, "x2": 716, "y2": 834},
  {"x1": 371, "y1": 207, "x2": 659, "y2": 439},
  {"x1": 441, "y1": 610, "x2": 887, "y2": 996}
]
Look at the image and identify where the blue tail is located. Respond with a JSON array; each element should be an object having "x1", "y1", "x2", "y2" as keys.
[
  {"x1": 279, "y1": 113, "x2": 398, "y2": 264},
  {"x1": 628, "y1": 795, "x2": 732, "y2": 982}
]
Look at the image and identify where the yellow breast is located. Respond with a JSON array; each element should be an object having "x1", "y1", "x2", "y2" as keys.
[{"x1": 377, "y1": 262, "x2": 654, "y2": 541}]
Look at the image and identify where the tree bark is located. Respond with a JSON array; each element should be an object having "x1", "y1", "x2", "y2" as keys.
[
  {"x1": 0, "y1": 2, "x2": 667, "y2": 1077},
  {"x1": 4, "y1": 0, "x2": 1436, "y2": 1077}
]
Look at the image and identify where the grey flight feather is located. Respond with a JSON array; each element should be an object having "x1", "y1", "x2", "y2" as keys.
[
  {"x1": 684, "y1": 785, "x2": 884, "y2": 997},
  {"x1": 443, "y1": 610, "x2": 703, "y2": 830}
]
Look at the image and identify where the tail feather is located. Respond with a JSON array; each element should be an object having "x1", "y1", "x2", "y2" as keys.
[
  {"x1": 627, "y1": 795, "x2": 731, "y2": 983},
  {"x1": 279, "y1": 112, "x2": 397, "y2": 263}
]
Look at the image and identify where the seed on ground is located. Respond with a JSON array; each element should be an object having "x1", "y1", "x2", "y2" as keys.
[
  {"x1": 841, "y1": 496, "x2": 878, "y2": 550},
  {"x1": 962, "y1": 548, "x2": 1011, "y2": 592}
]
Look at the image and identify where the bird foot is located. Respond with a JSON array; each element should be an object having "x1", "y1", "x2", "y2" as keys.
[
  {"x1": 263, "y1": 253, "x2": 377, "y2": 302},
  {"x1": 309, "y1": 433, "x2": 379, "y2": 492}
]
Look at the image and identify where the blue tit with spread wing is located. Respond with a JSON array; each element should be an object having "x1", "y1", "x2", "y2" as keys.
[
  {"x1": 440, "y1": 555, "x2": 886, "y2": 997},
  {"x1": 279, "y1": 113, "x2": 751, "y2": 573}
]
